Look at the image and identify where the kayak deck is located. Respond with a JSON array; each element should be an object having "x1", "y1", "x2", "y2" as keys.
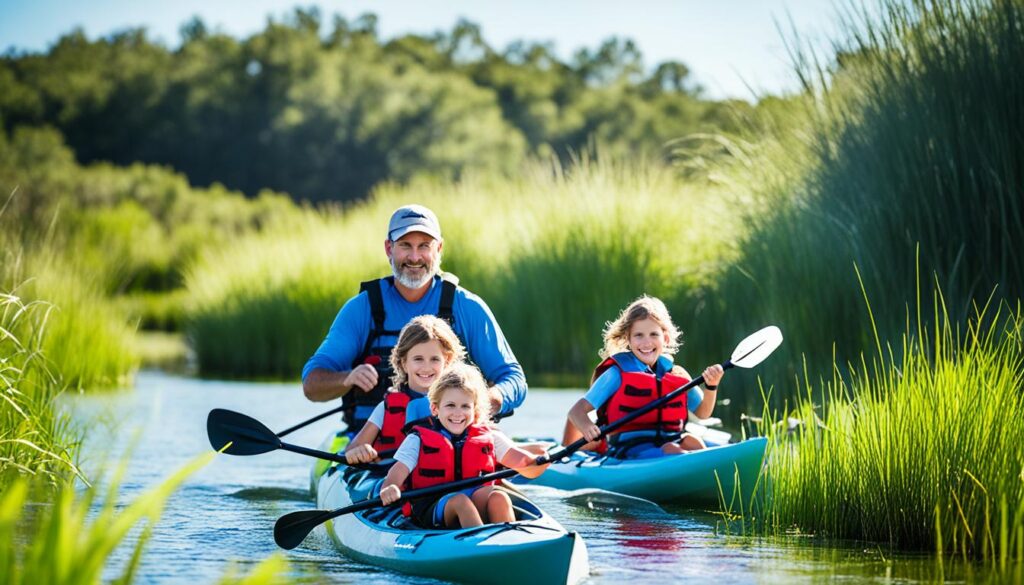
[
  {"x1": 311, "y1": 444, "x2": 589, "y2": 585},
  {"x1": 518, "y1": 437, "x2": 767, "y2": 507}
]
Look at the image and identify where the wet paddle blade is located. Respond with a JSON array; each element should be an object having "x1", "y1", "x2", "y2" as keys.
[
  {"x1": 729, "y1": 326, "x2": 783, "y2": 369},
  {"x1": 563, "y1": 488, "x2": 664, "y2": 514},
  {"x1": 274, "y1": 509, "x2": 331, "y2": 550},
  {"x1": 206, "y1": 408, "x2": 281, "y2": 455}
]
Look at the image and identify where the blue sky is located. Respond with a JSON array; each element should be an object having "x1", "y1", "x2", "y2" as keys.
[{"x1": 0, "y1": 0, "x2": 844, "y2": 100}]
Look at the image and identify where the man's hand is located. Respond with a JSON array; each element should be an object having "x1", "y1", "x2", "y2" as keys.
[
  {"x1": 344, "y1": 363, "x2": 379, "y2": 393},
  {"x1": 488, "y1": 387, "x2": 503, "y2": 418}
]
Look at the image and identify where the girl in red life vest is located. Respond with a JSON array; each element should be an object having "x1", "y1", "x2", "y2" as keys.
[
  {"x1": 344, "y1": 315, "x2": 466, "y2": 465},
  {"x1": 563, "y1": 295, "x2": 724, "y2": 457},
  {"x1": 379, "y1": 363, "x2": 549, "y2": 529}
]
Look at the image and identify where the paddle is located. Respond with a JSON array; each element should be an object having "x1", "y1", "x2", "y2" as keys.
[
  {"x1": 273, "y1": 326, "x2": 782, "y2": 550},
  {"x1": 275, "y1": 404, "x2": 346, "y2": 438},
  {"x1": 206, "y1": 408, "x2": 396, "y2": 463}
]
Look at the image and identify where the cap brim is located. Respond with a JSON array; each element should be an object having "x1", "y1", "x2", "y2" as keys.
[{"x1": 389, "y1": 225, "x2": 441, "y2": 241}]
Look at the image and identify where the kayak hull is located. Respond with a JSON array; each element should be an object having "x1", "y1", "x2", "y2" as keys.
[
  {"x1": 310, "y1": 435, "x2": 589, "y2": 585},
  {"x1": 520, "y1": 438, "x2": 767, "y2": 507}
]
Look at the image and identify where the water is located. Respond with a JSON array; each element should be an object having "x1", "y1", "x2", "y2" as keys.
[{"x1": 65, "y1": 371, "x2": 1005, "y2": 584}]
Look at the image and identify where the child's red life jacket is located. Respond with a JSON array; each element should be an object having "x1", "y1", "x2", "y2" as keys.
[
  {"x1": 372, "y1": 386, "x2": 421, "y2": 450},
  {"x1": 409, "y1": 422, "x2": 496, "y2": 490},
  {"x1": 594, "y1": 352, "x2": 690, "y2": 436}
]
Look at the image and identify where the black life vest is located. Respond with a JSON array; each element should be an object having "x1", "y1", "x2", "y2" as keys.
[{"x1": 341, "y1": 273, "x2": 459, "y2": 431}]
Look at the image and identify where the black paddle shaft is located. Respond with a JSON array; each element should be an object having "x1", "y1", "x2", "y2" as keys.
[
  {"x1": 207, "y1": 408, "x2": 395, "y2": 462},
  {"x1": 275, "y1": 363, "x2": 733, "y2": 549},
  {"x1": 544, "y1": 364, "x2": 729, "y2": 462},
  {"x1": 276, "y1": 405, "x2": 346, "y2": 438}
]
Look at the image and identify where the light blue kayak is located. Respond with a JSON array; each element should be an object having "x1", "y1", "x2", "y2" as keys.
[
  {"x1": 310, "y1": 433, "x2": 590, "y2": 585},
  {"x1": 517, "y1": 438, "x2": 768, "y2": 507}
]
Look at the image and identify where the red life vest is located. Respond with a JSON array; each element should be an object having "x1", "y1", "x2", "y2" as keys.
[
  {"x1": 409, "y1": 422, "x2": 496, "y2": 490},
  {"x1": 372, "y1": 386, "x2": 423, "y2": 450},
  {"x1": 595, "y1": 353, "x2": 690, "y2": 436}
]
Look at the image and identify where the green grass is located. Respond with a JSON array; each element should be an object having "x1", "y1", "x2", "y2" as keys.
[
  {"x1": 0, "y1": 290, "x2": 80, "y2": 485},
  {"x1": 0, "y1": 451, "x2": 292, "y2": 584},
  {"x1": 185, "y1": 154, "x2": 748, "y2": 381},
  {"x1": 1, "y1": 228, "x2": 138, "y2": 485},
  {"x1": 14, "y1": 252, "x2": 139, "y2": 392},
  {"x1": 692, "y1": 0, "x2": 1024, "y2": 402},
  {"x1": 758, "y1": 276, "x2": 1024, "y2": 564}
]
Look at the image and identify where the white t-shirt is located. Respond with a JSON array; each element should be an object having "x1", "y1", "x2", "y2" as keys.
[{"x1": 393, "y1": 428, "x2": 514, "y2": 472}]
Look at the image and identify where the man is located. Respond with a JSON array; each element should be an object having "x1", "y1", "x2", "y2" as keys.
[{"x1": 302, "y1": 204, "x2": 527, "y2": 435}]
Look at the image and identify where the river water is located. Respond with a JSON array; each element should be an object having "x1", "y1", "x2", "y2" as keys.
[{"x1": 65, "y1": 371, "x2": 1001, "y2": 584}]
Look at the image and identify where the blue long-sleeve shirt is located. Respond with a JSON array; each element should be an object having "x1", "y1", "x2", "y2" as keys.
[{"x1": 302, "y1": 275, "x2": 527, "y2": 416}]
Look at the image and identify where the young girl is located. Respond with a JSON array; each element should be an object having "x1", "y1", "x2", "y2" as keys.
[
  {"x1": 379, "y1": 362, "x2": 548, "y2": 529},
  {"x1": 564, "y1": 295, "x2": 724, "y2": 457},
  {"x1": 344, "y1": 315, "x2": 465, "y2": 465}
]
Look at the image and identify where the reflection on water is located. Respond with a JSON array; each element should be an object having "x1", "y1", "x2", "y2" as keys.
[{"x1": 63, "y1": 371, "x2": 1016, "y2": 584}]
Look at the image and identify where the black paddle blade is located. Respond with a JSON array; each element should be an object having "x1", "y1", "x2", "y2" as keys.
[
  {"x1": 206, "y1": 408, "x2": 281, "y2": 455},
  {"x1": 274, "y1": 509, "x2": 332, "y2": 550}
]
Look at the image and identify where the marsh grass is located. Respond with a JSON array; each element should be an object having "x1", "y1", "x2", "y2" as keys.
[
  {"x1": 24, "y1": 262, "x2": 138, "y2": 391},
  {"x1": 0, "y1": 290, "x2": 79, "y2": 484},
  {"x1": 0, "y1": 451, "x2": 293, "y2": 584},
  {"x1": 186, "y1": 155, "x2": 747, "y2": 380},
  {"x1": 759, "y1": 276, "x2": 1024, "y2": 563},
  {"x1": 699, "y1": 0, "x2": 1024, "y2": 400},
  {"x1": 186, "y1": 208, "x2": 384, "y2": 378},
  {"x1": 2, "y1": 227, "x2": 137, "y2": 485}
]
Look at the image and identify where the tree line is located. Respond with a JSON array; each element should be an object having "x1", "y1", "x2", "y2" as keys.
[{"x1": 0, "y1": 8, "x2": 765, "y2": 204}]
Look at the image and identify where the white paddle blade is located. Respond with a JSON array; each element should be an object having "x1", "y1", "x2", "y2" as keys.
[{"x1": 730, "y1": 326, "x2": 783, "y2": 369}]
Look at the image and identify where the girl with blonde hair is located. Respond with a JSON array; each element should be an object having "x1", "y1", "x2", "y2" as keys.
[
  {"x1": 380, "y1": 363, "x2": 548, "y2": 528},
  {"x1": 344, "y1": 315, "x2": 465, "y2": 464},
  {"x1": 564, "y1": 295, "x2": 724, "y2": 456}
]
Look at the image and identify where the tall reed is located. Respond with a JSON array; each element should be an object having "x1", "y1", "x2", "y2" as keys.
[
  {"x1": 0, "y1": 452, "x2": 291, "y2": 584},
  {"x1": 700, "y1": 0, "x2": 1024, "y2": 400},
  {"x1": 0, "y1": 289, "x2": 79, "y2": 485},
  {"x1": 185, "y1": 154, "x2": 747, "y2": 381},
  {"x1": 20, "y1": 255, "x2": 139, "y2": 391},
  {"x1": 761, "y1": 279, "x2": 1024, "y2": 563},
  {"x1": 186, "y1": 207, "x2": 384, "y2": 378},
  {"x1": 2, "y1": 225, "x2": 138, "y2": 485}
]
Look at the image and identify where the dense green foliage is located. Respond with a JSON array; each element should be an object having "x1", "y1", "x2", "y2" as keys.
[
  {"x1": 735, "y1": 0, "x2": 1024, "y2": 562},
  {"x1": 760, "y1": 282, "x2": 1024, "y2": 564},
  {"x1": 2, "y1": 225, "x2": 135, "y2": 485},
  {"x1": 0, "y1": 124, "x2": 303, "y2": 332},
  {"x1": 700, "y1": 0, "x2": 1024, "y2": 389},
  {"x1": 1, "y1": 9, "x2": 751, "y2": 204},
  {"x1": 0, "y1": 452, "x2": 292, "y2": 584},
  {"x1": 0, "y1": 287, "x2": 80, "y2": 485},
  {"x1": 185, "y1": 157, "x2": 749, "y2": 380}
]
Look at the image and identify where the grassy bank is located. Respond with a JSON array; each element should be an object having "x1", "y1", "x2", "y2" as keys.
[
  {"x1": 185, "y1": 154, "x2": 751, "y2": 382},
  {"x1": 759, "y1": 279, "x2": 1024, "y2": 564},
  {"x1": 0, "y1": 289, "x2": 79, "y2": 485},
  {"x1": 1, "y1": 219, "x2": 140, "y2": 484},
  {"x1": 699, "y1": 0, "x2": 1024, "y2": 399}
]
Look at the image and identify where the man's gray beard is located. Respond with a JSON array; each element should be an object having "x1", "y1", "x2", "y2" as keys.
[{"x1": 391, "y1": 254, "x2": 441, "y2": 289}]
